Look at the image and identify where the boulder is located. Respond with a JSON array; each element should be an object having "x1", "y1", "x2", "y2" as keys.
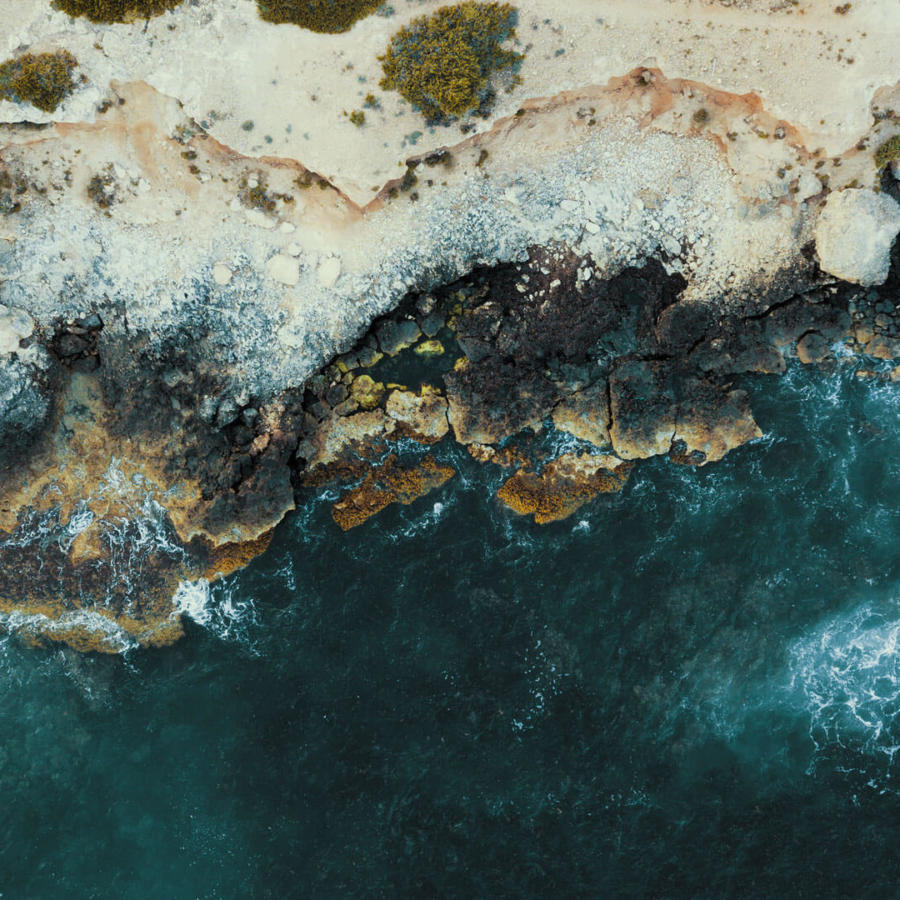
[
  {"x1": 673, "y1": 378, "x2": 762, "y2": 465},
  {"x1": 609, "y1": 360, "x2": 761, "y2": 464},
  {"x1": 551, "y1": 381, "x2": 610, "y2": 448},
  {"x1": 385, "y1": 386, "x2": 449, "y2": 443},
  {"x1": 445, "y1": 359, "x2": 557, "y2": 445},
  {"x1": 796, "y1": 331, "x2": 833, "y2": 364},
  {"x1": 376, "y1": 319, "x2": 421, "y2": 356},
  {"x1": 608, "y1": 359, "x2": 678, "y2": 459},
  {"x1": 814, "y1": 189, "x2": 900, "y2": 286},
  {"x1": 298, "y1": 409, "x2": 390, "y2": 475}
]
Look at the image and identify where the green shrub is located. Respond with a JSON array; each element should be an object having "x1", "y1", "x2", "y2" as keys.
[
  {"x1": 256, "y1": 0, "x2": 381, "y2": 33},
  {"x1": 875, "y1": 135, "x2": 900, "y2": 170},
  {"x1": 379, "y1": 1, "x2": 522, "y2": 122},
  {"x1": 53, "y1": 0, "x2": 184, "y2": 23},
  {"x1": 0, "y1": 51, "x2": 78, "y2": 113}
]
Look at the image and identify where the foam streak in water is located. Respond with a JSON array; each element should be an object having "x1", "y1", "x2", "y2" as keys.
[
  {"x1": 172, "y1": 579, "x2": 260, "y2": 649},
  {"x1": 789, "y1": 599, "x2": 900, "y2": 783}
]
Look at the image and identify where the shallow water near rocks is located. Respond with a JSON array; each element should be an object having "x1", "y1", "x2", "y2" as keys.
[{"x1": 4, "y1": 362, "x2": 900, "y2": 896}]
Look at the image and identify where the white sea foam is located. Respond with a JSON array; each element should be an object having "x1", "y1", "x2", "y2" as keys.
[
  {"x1": 391, "y1": 498, "x2": 452, "y2": 540},
  {"x1": 788, "y1": 599, "x2": 900, "y2": 780},
  {"x1": 171, "y1": 578, "x2": 260, "y2": 649},
  {"x1": 0, "y1": 608, "x2": 139, "y2": 653},
  {"x1": 172, "y1": 579, "x2": 214, "y2": 625}
]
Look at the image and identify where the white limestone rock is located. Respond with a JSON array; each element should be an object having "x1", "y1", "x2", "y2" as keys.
[
  {"x1": 0, "y1": 305, "x2": 34, "y2": 354},
  {"x1": 266, "y1": 254, "x2": 300, "y2": 286},
  {"x1": 815, "y1": 189, "x2": 900, "y2": 286},
  {"x1": 317, "y1": 256, "x2": 341, "y2": 288}
]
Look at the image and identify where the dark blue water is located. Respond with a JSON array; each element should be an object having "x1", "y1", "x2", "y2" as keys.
[{"x1": 4, "y1": 362, "x2": 900, "y2": 898}]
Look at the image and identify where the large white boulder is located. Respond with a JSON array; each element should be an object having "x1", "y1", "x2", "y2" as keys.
[{"x1": 815, "y1": 189, "x2": 900, "y2": 286}]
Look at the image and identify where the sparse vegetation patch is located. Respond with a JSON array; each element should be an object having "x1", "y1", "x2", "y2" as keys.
[
  {"x1": 0, "y1": 51, "x2": 78, "y2": 113},
  {"x1": 53, "y1": 0, "x2": 184, "y2": 23},
  {"x1": 87, "y1": 170, "x2": 116, "y2": 208},
  {"x1": 379, "y1": 1, "x2": 523, "y2": 122},
  {"x1": 874, "y1": 135, "x2": 900, "y2": 171},
  {"x1": 255, "y1": 0, "x2": 381, "y2": 33}
]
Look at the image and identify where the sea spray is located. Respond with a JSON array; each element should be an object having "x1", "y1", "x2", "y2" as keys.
[
  {"x1": 172, "y1": 578, "x2": 260, "y2": 649},
  {"x1": 789, "y1": 598, "x2": 900, "y2": 786}
]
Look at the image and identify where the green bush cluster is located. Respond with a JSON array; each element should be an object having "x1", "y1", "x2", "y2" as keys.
[
  {"x1": 0, "y1": 51, "x2": 78, "y2": 113},
  {"x1": 256, "y1": 0, "x2": 381, "y2": 33},
  {"x1": 379, "y1": 1, "x2": 522, "y2": 121},
  {"x1": 875, "y1": 135, "x2": 900, "y2": 170},
  {"x1": 53, "y1": 0, "x2": 184, "y2": 23}
]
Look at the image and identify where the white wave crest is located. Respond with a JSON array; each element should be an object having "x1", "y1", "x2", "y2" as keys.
[
  {"x1": 0, "y1": 608, "x2": 139, "y2": 654},
  {"x1": 789, "y1": 600, "x2": 900, "y2": 770},
  {"x1": 171, "y1": 579, "x2": 259, "y2": 647}
]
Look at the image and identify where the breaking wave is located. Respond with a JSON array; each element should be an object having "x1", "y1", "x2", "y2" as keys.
[
  {"x1": 172, "y1": 579, "x2": 260, "y2": 649},
  {"x1": 789, "y1": 598, "x2": 900, "y2": 788}
]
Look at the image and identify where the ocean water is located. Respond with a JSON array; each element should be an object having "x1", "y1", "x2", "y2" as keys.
[{"x1": 4, "y1": 361, "x2": 900, "y2": 897}]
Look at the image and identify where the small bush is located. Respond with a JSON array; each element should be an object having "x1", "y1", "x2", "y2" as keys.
[
  {"x1": 53, "y1": 0, "x2": 184, "y2": 23},
  {"x1": 87, "y1": 171, "x2": 116, "y2": 208},
  {"x1": 0, "y1": 51, "x2": 78, "y2": 113},
  {"x1": 379, "y1": 1, "x2": 522, "y2": 122},
  {"x1": 349, "y1": 110, "x2": 366, "y2": 126},
  {"x1": 256, "y1": 0, "x2": 381, "y2": 33},
  {"x1": 875, "y1": 135, "x2": 900, "y2": 170}
]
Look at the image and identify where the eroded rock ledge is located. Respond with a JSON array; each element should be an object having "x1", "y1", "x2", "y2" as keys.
[{"x1": 0, "y1": 72, "x2": 899, "y2": 651}]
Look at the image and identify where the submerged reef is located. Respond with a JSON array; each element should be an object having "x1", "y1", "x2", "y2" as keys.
[
  {"x1": 0, "y1": 51, "x2": 79, "y2": 113},
  {"x1": 379, "y1": 1, "x2": 522, "y2": 121}
]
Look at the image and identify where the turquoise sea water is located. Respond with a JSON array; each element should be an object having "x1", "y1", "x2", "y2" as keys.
[{"x1": 4, "y1": 361, "x2": 900, "y2": 897}]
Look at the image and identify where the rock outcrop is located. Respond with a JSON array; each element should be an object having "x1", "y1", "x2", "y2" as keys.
[
  {"x1": 497, "y1": 454, "x2": 632, "y2": 524},
  {"x1": 815, "y1": 189, "x2": 900, "y2": 286}
]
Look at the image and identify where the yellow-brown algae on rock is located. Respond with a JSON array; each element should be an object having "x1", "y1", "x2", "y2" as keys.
[
  {"x1": 671, "y1": 379, "x2": 763, "y2": 466},
  {"x1": 551, "y1": 382, "x2": 610, "y2": 448},
  {"x1": 385, "y1": 386, "x2": 449, "y2": 443},
  {"x1": 298, "y1": 409, "x2": 392, "y2": 484},
  {"x1": 496, "y1": 452, "x2": 632, "y2": 524},
  {"x1": 349, "y1": 374, "x2": 386, "y2": 410},
  {"x1": 467, "y1": 443, "x2": 498, "y2": 464},
  {"x1": 0, "y1": 369, "x2": 296, "y2": 652},
  {"x1": 200, "y1": 530, "x2": 275, "y2": 580},
  {"x1": 331, "y1": 454, "x2": 455, "y2": 530},
  {"x1": 414, "y1": 339, "x2": 444, "y2": 357},
  {"x1": 0, "y1": 51, "x2": 80, "y2": 113},
  {"x1": 52, "y1": 0, "x2": 184, "y2": 24}
]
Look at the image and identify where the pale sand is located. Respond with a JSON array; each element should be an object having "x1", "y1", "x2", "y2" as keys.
[{"x1": 3, "y1": 0, "x2": 898, "y2": 204}]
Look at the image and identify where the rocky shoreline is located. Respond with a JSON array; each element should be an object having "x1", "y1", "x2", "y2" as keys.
[{"x1": 0, "y1": 66, "x2": 898, "y2": 650}]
